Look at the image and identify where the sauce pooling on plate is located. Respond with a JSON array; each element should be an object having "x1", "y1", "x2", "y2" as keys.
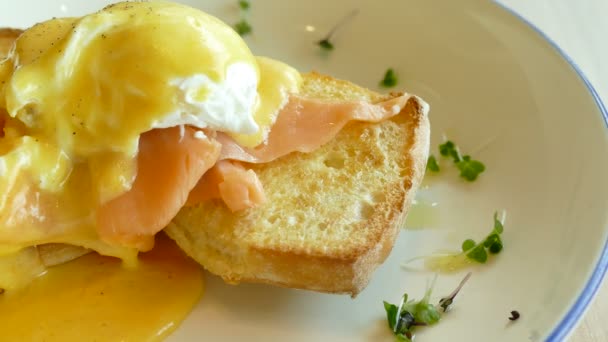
[{"x1": 0, "y1": 236, "x2": 203, "y2": 341}]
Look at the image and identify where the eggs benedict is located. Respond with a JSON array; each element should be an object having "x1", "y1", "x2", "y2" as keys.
[
  {"x1": 0, "y1": 0, "x2": 301, "y2": 271},
  {"x1": 0, "y1": 0, "x2": 430, "y2": 340}
]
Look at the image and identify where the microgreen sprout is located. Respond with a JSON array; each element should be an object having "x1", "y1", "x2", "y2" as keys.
[
  {"x1": 317, "y1": 39, "x2": 334, "y2": 51},
  {"x1": 238, "y1": 0, "x2": 250, "y2": 10},
  {"x1": 401, "y1": 211, "x2": 507, "y2": 272},
  {"x1": 437, "y1": 140, "x2": 486, "y2": 181},
  {"x1": 383, "y1": 276, "x2": 440, "y2": 341},
  {"x1": 383, "y1": 273, "x2": 472, "y2": 341},
  {"x1": 461, "y1": 211, "x2": 506, "y2": 263},
  {"x1": 234, "y1": 1, "x2": 252, "y2": 36},
  {"x1": 438, "y1": 272, "x2": 472, "y2": 312},
  {"x1": 426, "y1": 154, "x2": 440, "y2": 172},
  {"x1": 316, "y1": 9, "x2": 359, "y2": 51},
  {"x1": 234, "y1": 20, "x2": 252, "y2": 36},
  {"x1": 380, "y1": 68, "x2": 398, "y2": 88}
]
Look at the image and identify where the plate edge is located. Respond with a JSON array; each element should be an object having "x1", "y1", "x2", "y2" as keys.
[{"x1": 492, "y1": 2, "x2": 608, "y2": 341}]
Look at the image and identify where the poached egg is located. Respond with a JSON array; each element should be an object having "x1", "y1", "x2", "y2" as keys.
[{"x1": 0, "y1": 1, "x2": 300, "y2": 265}]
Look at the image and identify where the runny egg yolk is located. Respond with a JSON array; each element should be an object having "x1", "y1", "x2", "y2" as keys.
[
  {"x1": 0, "y1": 235, "x2": 203, "y2": 342},
  {"x1": 0, "y1": 1, "x2": 301, "y2": 260}
]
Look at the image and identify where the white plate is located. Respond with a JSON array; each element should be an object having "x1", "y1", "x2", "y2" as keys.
[{"x1": 2, "y1": 1, "x2": 607, "y2": 341}]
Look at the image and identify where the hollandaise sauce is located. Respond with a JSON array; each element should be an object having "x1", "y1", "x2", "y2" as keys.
[
  {"x1": 0, "y1": 0, "x2": 300, "y2": 255},
  {"x1": 0, "y1": 236, "x2": 203, "y2": 341}
]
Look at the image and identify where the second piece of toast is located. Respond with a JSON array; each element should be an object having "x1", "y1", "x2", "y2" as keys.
[{"x1": 166, "y1": 72, "x2": 430, "y2": 296}]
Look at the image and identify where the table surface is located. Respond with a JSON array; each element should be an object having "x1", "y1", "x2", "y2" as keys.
[{"x1": 497, "y1": 1, "x2": 608, "y2": 340}]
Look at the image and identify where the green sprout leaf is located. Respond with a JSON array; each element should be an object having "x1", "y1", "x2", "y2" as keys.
[
  {"x1": 384, "y1": 273, "x2": 471, "y2": 341},
  {"x1": 427, "y1": 155, "x2": 440, "y2": 172},
  {"x1": 384, "y1": 284, "x2": 437, "y2": 340},
  {"x1": 401, "y1": 277, "x2": 441, "y2": 326},
  {"x1": 438, "y1": 140, "x2": 461, "y2": 162},
  {"x1": 483, "y1": 234, "x2": 499, "y2": 248},
  {"x1": 456, "y1": 155, "x2": 485, "y2": 181},
  {"x1": 383, "y1": 301, "x2": 399, "y2": 330},
  {"x1": 488, "y1": 240, "x2": 503, "y2": 254},
  {"x1": 466, "y1": 244, "x2": 488, "y2": 263},
  {"x1": 316, "y1": 9, "x2": 359, "y2": 53},
  {"x1": 317, "y1": 39, "x2": 334, "y2": 50},
  {"x1": 437, "y1": 140, "x2": 486, "y2": 181},
  {"x1": 412, "y1": 302, "x2": 440, "y2": 325},
  {"x1": 493, "y1": 212, "x2": 504, "y2": 234},
  {"x1": 460, "y1": 212, "x2": 505, "y2": 263},
  {"x1": 380, "y1": 68, "x2": 398, "y2": 88},
  {"x1": 238, "y1": 0, "x2": 250, "y2": 10},
  {"x1": 234, "y1": 19, "x2": 252, "y2": 36},
  {"x1": 461, "y1": 239, "x2": 476, "y2": 252},
  {"x1": 438, "y1": 141, "x2": 454, "y2": 157}
]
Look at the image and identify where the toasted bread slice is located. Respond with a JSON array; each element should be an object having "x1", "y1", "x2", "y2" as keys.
[{"x1": 165, "y1": 72, "x2": 430, "y2": 296}]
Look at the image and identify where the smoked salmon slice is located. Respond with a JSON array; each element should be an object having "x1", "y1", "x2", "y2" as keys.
[
  {"x1": 216, "y1": 94, "x2": 414, "y2": 163},
  {"x1": 97, "y1": 126, "x2": 220, "y2": 249},
  {"x1": 186, "y1": 160, "x2": 265, "y2": 211},
  {"x1": 26, "y1": 94, "x2": 413, "y2": 247},
  {"x1": 2, "y1": 91, "x2": 416, "y2": 253},
  {"x1": 185, "y1": 94, "x2": 415, "y2": 210}
]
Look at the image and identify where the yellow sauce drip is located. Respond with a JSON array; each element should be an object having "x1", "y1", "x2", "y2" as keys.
[{"x1": 0, "y1": 236, "x2": 203, "y2": 341}]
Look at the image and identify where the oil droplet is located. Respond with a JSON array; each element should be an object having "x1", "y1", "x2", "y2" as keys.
[
  {"x1": 402, "y1": 252, "x2": 473, "y2": 273},
  {"x1": 405, "y1": 184, "x2": 440, "y2": 230},
  {"x1": 405, "y1": 199, "x2": 440, "y2": 229},
  {"x1": 424, "y1": 253, "x2": 473, "y2": 273}
]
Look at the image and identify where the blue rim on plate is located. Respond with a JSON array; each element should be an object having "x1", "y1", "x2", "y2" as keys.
[{"x1": 493, "y1": 2, "x2": 608, "y2": 341}]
